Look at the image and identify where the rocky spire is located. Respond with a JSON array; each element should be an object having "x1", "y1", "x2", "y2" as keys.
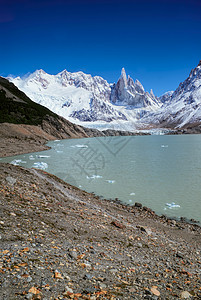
[
  {"x1": 150, "y1": 89, "x2": 155, "y2": 98},
  {"x1": 120, "y1": 67, "x2": 127, "y2": 88},
  {"x1": 135, "y1": 79, "x2": 145, "y2": 93}
]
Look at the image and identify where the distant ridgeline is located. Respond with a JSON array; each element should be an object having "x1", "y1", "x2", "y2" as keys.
[{"x1": 0, "y1": 76, "x2": 56, "y2": 125}]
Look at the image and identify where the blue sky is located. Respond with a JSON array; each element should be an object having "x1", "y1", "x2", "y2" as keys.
[{"x1": 0, "y1": 0, "x2": 200, "y2": 96}]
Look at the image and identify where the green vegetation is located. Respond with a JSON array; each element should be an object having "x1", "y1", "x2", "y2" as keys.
[{"x1": 0, "y1": 77, "x2": 57, "y2": 125}]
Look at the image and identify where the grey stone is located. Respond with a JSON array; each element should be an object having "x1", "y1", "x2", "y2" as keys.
[
  {"x1": 65, "y1": 286, "x2": 73, "y2": 293},
  {"x1": 26, "y1": 276, "x2": 32, "y2": 282},
  {"x1": 6, "y1": 176, "x2": 16, "y2": 185},
  {"x1": 69, "y1": 250, "x2": 77, "y2": 260},
  {"x1": 99, "y1": 282, "x2": 107, "y2": 289},
  {"x1": 26, "y1": 293, "x2": 33, "y2": 300},
  {"x1": 180, "y1": 291, "x2": 192, "y2": 299}
]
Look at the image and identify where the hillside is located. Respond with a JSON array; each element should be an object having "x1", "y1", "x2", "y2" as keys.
[{"x1": 0, "y1": 163, "x2": 200, "y2": 299}]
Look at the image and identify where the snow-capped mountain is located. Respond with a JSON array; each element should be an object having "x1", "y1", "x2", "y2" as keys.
[
  {"x1": 111, "y1": 68, "x2": 160, "y2": 108},
  {"x1": 142, "y1": 60, "x2": 201, "y2": 128},
  {"x1": 8, "y1": 68, "x2": 160, "y2": 131}
]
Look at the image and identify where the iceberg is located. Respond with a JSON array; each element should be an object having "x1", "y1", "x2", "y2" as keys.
[
  {"x1": 106, "y1": 180, "x2": 115, "y2": 184},
  {"x1": 71, "y1": 144, "x2": 88, "y2": 148},
  {"x1": 32, "y1": 162, "x2": 48, "y2": 170},
  {"x1": 29, "y1": 155, "x2": 35, "y2": 160},
  {"x1": 11, "y1": 159, "x2": 26, "y2": 165},
  {"x1": 86, "y1": 175, "x2": 102, "y2": 179},
  {"x1": 165, "y1": 202, "x2": 180, "y2": 209}
]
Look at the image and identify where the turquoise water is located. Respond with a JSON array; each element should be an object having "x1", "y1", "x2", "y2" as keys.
[{"x1": 1, "y1": 135, "x2": 201, "y2": 222}]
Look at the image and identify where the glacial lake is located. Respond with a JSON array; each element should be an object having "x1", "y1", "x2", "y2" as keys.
[{"x1": 1, "y1": 134, "x2": 201, "y2": 223}]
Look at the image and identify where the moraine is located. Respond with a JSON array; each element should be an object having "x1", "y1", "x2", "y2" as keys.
[{"x1": 1, "y1": 135, "x2": 201, "y2": 223}]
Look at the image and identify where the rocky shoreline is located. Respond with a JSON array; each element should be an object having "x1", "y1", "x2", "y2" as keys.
[{"x1": 0, "y1": 162, "x2": 201, "y2": 299}]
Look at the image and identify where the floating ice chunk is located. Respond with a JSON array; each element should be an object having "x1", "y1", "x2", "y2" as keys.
[
  {"x1": 54, "y1": 140, "x2": 60, "y2": 142},
  {"x1": 32, "y1": 162, "x2": 48, "y2": 170},
  {"x1": 165, "y1": 202, "x2": 180, "y2": 209},
  {"x1": 128, "y1": 199, "x2": 133, "y2": 203},
  {"x1": 130, "y1": 192, "x2": 135, "y2": 196},
  {"x1": 56, "y1": 150, "x2": 63, "y2": 153},
  {"x1": 71, "y1": 144, "x2": 88, "y2": 148},
  {"x1": 38, "y1": 155, "x2": 50, "y2": 158},
  {"x1": 106, "y1": 180, "x2": 115, "y2": 183},
  {"x1": 11, "y1": 159, "x2": 26, "y2": 165},
  {"x1": 161, "y1": 145, "x2": 168, "y2": 148},
  {"x1": 29, "y1": 155, "x2": 35, "y2": 160},
  {"x1": 87, "y1": 175, "x2": 102, "y2": 179}
]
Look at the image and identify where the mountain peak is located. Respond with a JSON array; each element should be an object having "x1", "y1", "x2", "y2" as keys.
[
  {"x1": 198, "y1": 60, "x2": 201, "y2": 67},
  {"x1": 60, "y1": 69, "x2": 68, "y2": 74},
  {"x1": 150, "y1": 89, "x2": 155, "y2": 98},
  {"x1": 35, "y1": 69, "x2": 46, "y2": 75},
  {"x1": 120, "y1": 67, "x2": 127, "y2": 88},
  {"x1": 121, "y1": 67, "x2": 127, "y2": 77}
]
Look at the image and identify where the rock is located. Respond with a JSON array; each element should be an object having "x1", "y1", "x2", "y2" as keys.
[
  {"x1": 69, "y1": 250, "x2": 78, "y2": 260},
  {"x1": 26, "y1": 293, "x2": 33, "y2": 300},
  {"x1": 6, "y1": 176, "x2": 16, "y2": 185},
  {"x1": 111, "y1": 220, "x2": 125, "y2": 229},
  {"x1": 135, "y1": 202, "x2": 142, "y2": 208},
  {"x1": 63, "y1": 273, "x2": 71, "y2": 281},
  {"x1": 54, "y1": 271, "x2": 63, "y2": 279},
  {"x1": 65, "y1": 286, "x2": 73, "y2": 294},
  {"x1": 176, "y1": 252, "x2": 184, "y2": 259},
  {"x1": 10, "y1": 212, "x2": 16, "y2": 217},
  {"x1": 27, "y1": 276, "x2": 32, "y2": 282},
  {"x1": 28, "y1": 287, "x2": 41, "y2": 295},
  {"x1": 109, "y1": 268, "x2": 118, "y2": 274},
  {"x1": 99, "y1": 282, "x2": 107, "y2": 289},
  {"x1": 171, "y1": 219, "x2": 177, "y2": 226},
  {"x1": 143, "y1": 206, "x2": 153, "y2": 213},
  {"x1": 83, "y1": 273, "x2": 93, "y2": 280},
  {"x1": 137, "y1": 225, "x2": 152, "y2": 235},
  {"x1": 151, "y1": 287, "x2": 160, "y2": 296},
  {"x1": 180, "y1": 291, "x2": 192, "y2": 299}
]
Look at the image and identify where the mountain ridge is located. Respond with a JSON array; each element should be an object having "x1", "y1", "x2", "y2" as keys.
[
  {"x1": 8, "y1": 68, "x2": 160, "y2": 131},
  {"x1": 141, "y1": 60, "x2": 201, "y2": 129},
  {"x1": 6, "y1": 60, "x2": 201, "y2": 132}
]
